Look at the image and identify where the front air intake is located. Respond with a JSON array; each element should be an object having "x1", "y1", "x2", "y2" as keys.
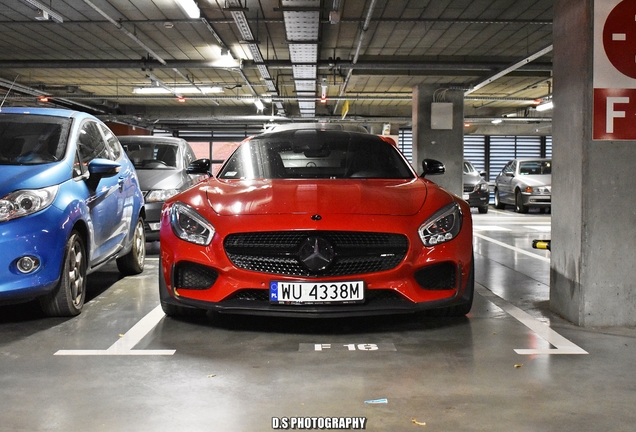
[{"x1": 174, "y1": 262, "x2": 218, "y2": 290}]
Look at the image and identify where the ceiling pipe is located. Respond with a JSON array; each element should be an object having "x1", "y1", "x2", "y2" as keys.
[
  {"x1": 3, "y1": 93, "x2": 541, "y2": 103},
  {"x1": 81, "y1": 0, "x2": 168, "y2": 66},
  {"x1": 332, "y1": 0, "x2": 377, "y2": 115},
  {"x1": 0, "y1": 59, "x2": 552, "y2": 73},
  {"x1": 465, "y1": 44, "x2": 553, "y2": 95}
]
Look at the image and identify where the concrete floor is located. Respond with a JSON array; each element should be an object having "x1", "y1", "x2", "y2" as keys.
[{"x1": 2, "y1": 208, "x2": 636, "y2": 432}]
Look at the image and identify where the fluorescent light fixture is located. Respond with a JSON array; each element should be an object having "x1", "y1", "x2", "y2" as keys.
[
  {"x1": 253, "y1": 99, "x2": 265, "y2": 111},
  {"x1": 491, "y1": 119, "x2": 503, "y2": 124},
  {"x1": 536, "y1": 101, "x2": 553, "y2": 112},
  {"x1": 133, "y1": 86, "x2": 223, "y2": 95},
  {"x1": 20, "y1": 0, "x2": 64, "y2": 23},
  {"x1": 175, "y1": 0, "x2": 200, "y2": 19}
]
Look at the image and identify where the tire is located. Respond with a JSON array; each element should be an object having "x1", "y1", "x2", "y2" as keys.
[
  {"x1": 478, "y1": 205, "x2": 489, "y2": 214},
  {"x1": 494, "y1": 188, "x2": 505, "y2": 209},
  {"x1": 40, "y1": 231, "x2": 87, "y2": 317},
  {"x1": 515, "y1": 190, "x2": 529, "y2": 213},
  {"x1": 117, "y1": 217, "x2": 146, "y2": 275},
  {"x1": 429, "y1": 256, "x2": 474, "y2": 317}
]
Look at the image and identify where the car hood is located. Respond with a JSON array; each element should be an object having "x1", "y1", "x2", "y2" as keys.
[
  {"x1": 463, "y1": 172, "x2": 486, "y2": 187},
  {"x1": 517, "y1": 174, "x2": 551, "y2": 186},
  {"x1": 204, "y1": 179, "x2": 429, "y2": 216},
  {"x1": 0, "y1": 162, "x2": 71, "y2": 197},
  {"x1": 136, "y1": 169, "x2": 184, "y2": 191}
]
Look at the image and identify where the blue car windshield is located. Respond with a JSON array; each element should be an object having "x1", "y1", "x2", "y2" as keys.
[
  {"x1": 0, "y1": 115, "x2": 70, "y2": 165},
  {"x1": 218, "y1": 130, "x2": 414, "y2": 180}
]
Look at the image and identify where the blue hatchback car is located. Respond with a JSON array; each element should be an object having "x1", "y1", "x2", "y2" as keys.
[{"x1": 0, "y1": 107, "x2": 146, "y2": 316}]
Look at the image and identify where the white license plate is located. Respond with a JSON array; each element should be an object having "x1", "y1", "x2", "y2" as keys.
[
  {"x1": 462, "y1": 194, "x2": 470, "y2": 200},
  {"x1": 269, "y1": 281, "x2": 364, "y2": 304}
]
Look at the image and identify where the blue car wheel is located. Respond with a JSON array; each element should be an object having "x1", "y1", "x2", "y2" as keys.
[
  {"x1": 39, "y1": 231, "x2": 87, "y2": 317},
  {"x1": 116, "y1": 217, "x2": 146, "y2": 275}
]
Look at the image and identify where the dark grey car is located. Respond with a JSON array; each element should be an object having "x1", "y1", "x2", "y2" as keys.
[
  {"x1": 463, "y1": 160, "x2": 489, "y2": 213},
  {"x1": 119, "y1": 136, "x2": 208, "y2": 240}
]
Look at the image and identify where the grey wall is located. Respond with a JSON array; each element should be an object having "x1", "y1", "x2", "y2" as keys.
[
  {"x1": 412, "y1": 85, "x2": 465, "y2": 196},
  {"x1": 551, "y1": 0, "x2": 636, "y2": 326}
]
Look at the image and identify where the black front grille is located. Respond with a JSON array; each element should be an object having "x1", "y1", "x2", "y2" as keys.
[
  {"x1": 414, "y1": 262, "x2": 457, "y2": 290},
  {"x1": 224, "y1": 231, "x2": 409, "y2": 277},
  {"x1": 463, "y1": 185, "x2": 474, "y2": 193},
  {"x1": 174, "y1": 262, "x2": 218, "y2": 289}
]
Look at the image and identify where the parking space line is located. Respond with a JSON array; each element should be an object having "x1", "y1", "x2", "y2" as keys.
[
  {"x1": 476, "y1": 285, "x2": 588, "y2": 355},
  {"x1": 474, "y1": 233, "x2": 550, "y2": 263},
  {"x1": 54, "y1": 305, "x2": 175, "y2": 356}
]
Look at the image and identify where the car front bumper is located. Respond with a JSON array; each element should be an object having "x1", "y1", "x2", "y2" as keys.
[
  {"x1": 0, "y1": 207, "x2": 68, "y2": 303},
  {"x1": 521, "y1": 192, "x2": 551, "y2": 207},
  {"x1": 159, "y1": 208, "x2": 474, "y2": 317}
]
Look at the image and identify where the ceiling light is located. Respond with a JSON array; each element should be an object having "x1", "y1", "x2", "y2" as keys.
[
  {"x1": 253, "y1": 99, "x2": 265, "y2": 111},
  {"x1": 536, "y1": 101, "x2": 553, "y2": 112},
  {"x1": 491, "y1": 119, "x2": 502, "y2": 124},
  {"x1": 20, "y1": 0, "x2": 64, "y2": 23},
  {"x1": 175, "y1": 0, "x2": 200, "y2": 19},
  {"x1": 133, "y1": 86, "x2": 223, "y2": 95}
]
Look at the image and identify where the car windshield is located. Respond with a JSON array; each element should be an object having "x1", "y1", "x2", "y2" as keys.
[
  {"x1": 463, "y1": 161, "x2": 476, "y2": 174},
  {"x1": 217, "y1": 130, "x2": 415, "y2": 180},
  {"x1": 519, "y1": 160, "x2": 551, "y2": 175},
  {"x1": 0, "y1": 114, "x2": 70, "y2": 165},
  {"x1": 122, "y1": 142, "x2": 179, "y2": 169}
]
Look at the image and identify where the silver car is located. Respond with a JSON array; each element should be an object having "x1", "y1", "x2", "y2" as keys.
[
  {"x1": 119, "y1": 136, "x2": 208, "y2": 240},
  {"x1": 494, "y1": 158, "x2": 551, "y2": 213}
]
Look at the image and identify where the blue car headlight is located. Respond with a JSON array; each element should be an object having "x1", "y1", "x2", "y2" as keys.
[
  {"x1": 418, "y1": 202, "x2": 463, "y2": 247},
  {"x1": 170, "y1": 202, "x2": 215, "y2": 246},
  {"x1": 0, "y1": 185, "x2": 59, "y2": 222}
]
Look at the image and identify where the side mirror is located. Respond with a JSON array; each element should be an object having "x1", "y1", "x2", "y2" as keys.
[
  {"x1": 479, "y1": 170, "x2": 487, "y2": 179},
  {"x1": 88, "y1": 158, "x2": 121, "y2": 178},
  {"x1": 187, "y1": 158, "x2": 212, "y2": 177},
  {"x1": 505, "y1": 172, "x2": 514, "y2": 178},
  {"x1": 421, "y1": 159, "x2": 445, "y2": 177}
]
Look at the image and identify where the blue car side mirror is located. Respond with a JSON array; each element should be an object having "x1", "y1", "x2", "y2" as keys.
[{"x1": 88, "y1": 158, "x2": 121, "y2": 178}]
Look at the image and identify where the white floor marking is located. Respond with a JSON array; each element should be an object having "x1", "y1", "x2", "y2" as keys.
[
  {"x1": 524, "y1": 225, "x2": 551, "y2": 232},
  {"x1": 476, "y1": 285, "x2": 588, "y2": 355},
  {"x1": 474, "y1": 225, "x2": 511, "y2": 232},
  {"x1": 55, "y1": 305, "x2": 175, "y2": 356},
  {"x1": 474, "y1": 233, "x2": 550, "y2": 263}
]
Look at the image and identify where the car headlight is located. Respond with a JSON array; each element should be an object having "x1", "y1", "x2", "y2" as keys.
[
  {"x1": 169, "y1": 202, "x2": 215, "y2": 246},
  {"x1": 477, "y1": 182, "x2": 489, "y2": 191},
  {"x1": 0, "y1": 185, "x2": 59, "y2": 222},
  {"x1": 146, "y1": 189, "x2": 180, "y2": 202},
  {"x1": 418, "y1": 202, "x2": 463, "y2": 247}
]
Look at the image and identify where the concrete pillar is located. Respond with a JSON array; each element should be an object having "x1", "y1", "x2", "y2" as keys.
[
  {"x1": 412, "y1": 85, "x2": 465, "y2": 196},
  {"x1": 551, "y1": 0, "x2": 636, "y2": 326}
]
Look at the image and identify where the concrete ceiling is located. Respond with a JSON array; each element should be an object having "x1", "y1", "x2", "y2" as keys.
[{"x1": 0, "y1": 0, "x2": 554, "y2": 136}]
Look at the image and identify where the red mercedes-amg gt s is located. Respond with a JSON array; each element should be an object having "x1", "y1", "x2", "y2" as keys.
[{"x1": 159, "y1": 124, "x2": 473, "y2": 318}]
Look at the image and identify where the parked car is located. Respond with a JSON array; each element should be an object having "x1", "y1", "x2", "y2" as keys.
[
  {"x1": 0, "y1": 107, "x2": 146, "y2": 316},
  {"x1": 462, "y1": 160, "x2": 489, "y2": 213},
  {"x1": 119, "y1": 136, "x2": 208, "y2": 241},
  {"x1": 159, "y1": 124, "x2": 474, "y2": 319},
  {"x1": 494, "y1": 158, "x2": 551, "y2": 213}
]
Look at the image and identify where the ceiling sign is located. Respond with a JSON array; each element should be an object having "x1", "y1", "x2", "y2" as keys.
[{"x1": 593, "y1": 0, "x2": 636, "y2": 140}]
